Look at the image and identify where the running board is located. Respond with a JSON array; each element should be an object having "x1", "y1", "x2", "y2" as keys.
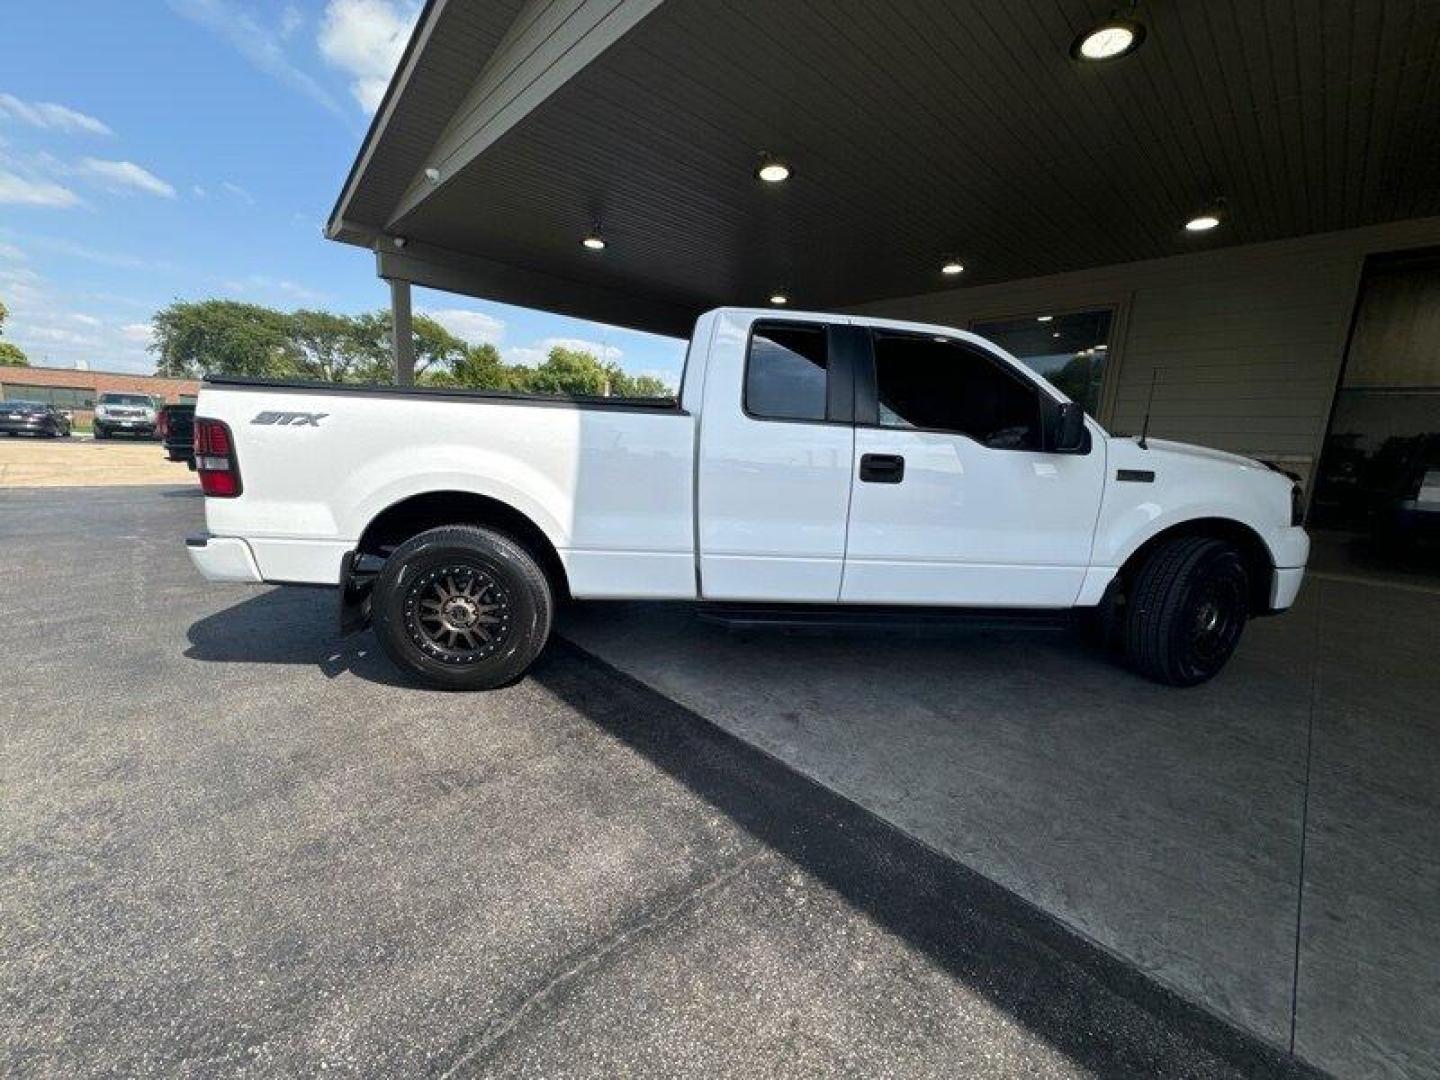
[{"x1": 696, "y1": 602, "x2": 1077, "y2": 632}]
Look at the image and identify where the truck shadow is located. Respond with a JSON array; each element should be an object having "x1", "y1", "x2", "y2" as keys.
[{"x1": 184, "y1": 587, "x2": 410, "y2": 687}]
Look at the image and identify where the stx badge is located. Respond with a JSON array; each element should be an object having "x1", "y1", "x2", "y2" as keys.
[{"x1": 252, "y1": 411, "x2": 327, "y2": 427}]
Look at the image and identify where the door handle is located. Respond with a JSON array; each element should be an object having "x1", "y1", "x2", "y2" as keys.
[{"x1": 860, "y1": 453, "x2": 905, "y2": 483}]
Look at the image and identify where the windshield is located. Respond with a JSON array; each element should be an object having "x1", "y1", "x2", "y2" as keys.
[
  {"x1": 100, "y1": 394, "x2": 154, "y2": 407},
  {"x1": 3, "y1": 400, "x2": 45, "y2": 411}
]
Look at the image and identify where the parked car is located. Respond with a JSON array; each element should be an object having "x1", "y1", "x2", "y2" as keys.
[
  {"x1": 0, "y1": 399, "x2": 72, "y2": 438},
  {"x1": 157, "y1": 402, "x2": 196, "y2": 465},
  {"x1": 1371, "y1": 432, "x2": 1440, "y2": 550},
  {"x1": 185, "y1": 307, "x2": 1310, "y2": 689},
  {"x1": 93, "y1": 392, "x2": 159, "y2": 439}
]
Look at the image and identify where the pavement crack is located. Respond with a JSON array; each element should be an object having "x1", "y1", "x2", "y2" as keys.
[{"x1": 438, "y1": 849, "x2": 768, "y2": 1077}]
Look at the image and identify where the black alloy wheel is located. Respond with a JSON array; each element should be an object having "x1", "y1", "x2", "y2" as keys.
[{"x1": 371, "y1": 525, "x2": 553, "y2": 690}]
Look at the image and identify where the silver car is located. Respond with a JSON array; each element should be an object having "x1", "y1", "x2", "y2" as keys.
[{"x1": 93, "y1": 392, "x2": 159, "y2": 440}]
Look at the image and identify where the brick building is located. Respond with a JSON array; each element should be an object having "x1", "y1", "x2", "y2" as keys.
[{"x1": 0, "y1": 366, "x2": 200, "y2": 424}]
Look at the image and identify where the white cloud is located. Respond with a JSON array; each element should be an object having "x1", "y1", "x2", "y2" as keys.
[
  {"x1": 0, "y1": 170, "x2": 80, "y2": 208},
  {"x1": 121, "y1": 322, "x2": 156, "y2": 345},
  {"x1": 79, "y1": 158, "x2": 177, "y2": 199},
  {"x1": 318, "y1": 0, "x2": 420, "y2": 112},
  {"x1": 423, "y1": 308, "x2": 505, "y2": 347},
  {"x1": 170, "y1": 0, "x2": 345, "y2": 116},
  {"x1": 0, "y1": 262, "x2": 155, "y2": 372},
  {"x1": 221, "y1": 180, "x2": 255, "y2": 204},
  {"x1": 222, "y1": 274, "x2": 327, "y2": 305},
  {"x1": 191, "y1": 184, "x2": 207, "y2": 197},
  {"x1": 0, "y1": 93, "x2": 112, "y2": 136},
  {"x1": 280, "y1": 5, "x2": 304, "y2": 38},
  {"x1": 24, "y1": 236, "x2": 157, "y2": 270},
  {"x1": 0, "y1": 241, "x2": 25, "y2": 261}
]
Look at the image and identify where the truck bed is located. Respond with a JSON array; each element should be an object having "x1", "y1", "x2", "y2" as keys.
[{"x1": 195, "y1": 376, "x2": 698, "y2": 598}]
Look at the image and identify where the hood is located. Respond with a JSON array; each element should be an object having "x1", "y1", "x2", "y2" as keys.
[{"x1": 1137, "y1": 437, "x2": 1261, "y2": 471}]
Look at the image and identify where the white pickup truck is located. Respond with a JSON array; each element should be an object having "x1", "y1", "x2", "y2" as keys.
[{"x1": 187, "y1": 307, "x2": 1309, "y2": 689}]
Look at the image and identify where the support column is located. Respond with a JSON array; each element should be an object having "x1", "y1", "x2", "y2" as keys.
[{"x1": 388, "y1": 277, "x2": 415, "y2": 386}]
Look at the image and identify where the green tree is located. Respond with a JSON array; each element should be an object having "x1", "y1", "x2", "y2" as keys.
[
  {"x1": 529, "y1": 346, "x2": 616, "y2": 396},
  {"x1": 351, "y1": 310, "x2": 469, "y2": 382},
  {"x1": 288, "y1": 309, "x2": 369, "y2": 382},
  {"x1": 612, "y1": 371, "x2": 672, "y2": 397},
  {"x1": 0, "y1": 299, "x2": 29, "y2": 366},
  {"x1": 427, "y1": 342, "x2": 536, "y2": 391},
  {"x1": 151, "y1": 300, "x2": 295, "y2": 378}
]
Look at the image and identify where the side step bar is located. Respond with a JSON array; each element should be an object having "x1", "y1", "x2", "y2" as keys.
[{"x1": 696, "y1": 602, "x2": 1077, "y2": 632}]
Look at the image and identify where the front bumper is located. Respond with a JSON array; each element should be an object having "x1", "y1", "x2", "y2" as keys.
[
  {"x1": 96, "y1": 418, "x2": 156, "y2": 434},
  {"x1": 186, "y1": 533, "x2": 263, "y2": 583}
]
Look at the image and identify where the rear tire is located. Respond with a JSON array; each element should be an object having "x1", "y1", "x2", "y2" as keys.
[
  {"x1": 371, "y1": 525, "x2": 553, "y2": 690},
  {"x1": 1122, "y1": 536, "x2": 1249, "y2": 686}
]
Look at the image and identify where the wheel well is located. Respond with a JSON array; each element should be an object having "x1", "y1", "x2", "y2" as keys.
[
  {"x1": 1115, "y1": 518, "x2": 1274, "y2": 614},
  {"x1": 356, "y1": 491, "x2": 569, "y2": 598}
]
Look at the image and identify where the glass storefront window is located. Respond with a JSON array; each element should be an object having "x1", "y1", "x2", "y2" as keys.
[{"x1": 970, "y1": 308, "x2": 1114, "y2": 416}]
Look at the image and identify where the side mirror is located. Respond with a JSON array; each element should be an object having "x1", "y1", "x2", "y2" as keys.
[{"x1": 1051, "y1": 401, "x2": 1086, "y2": 452}]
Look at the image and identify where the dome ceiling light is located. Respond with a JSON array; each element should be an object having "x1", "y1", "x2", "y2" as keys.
[
  {"x1": 1071, "y1": 16, "x2": 1145, "y2": 62},
  {"x1": 581, "y1": 225, "x2": 606, "y2": 250},
  {"x1": 941, "y1": 259, "x2": 965, "y2": 276},
  {"x1": 1185, "y1": 199, "x2": 1227, "y2": 233},
  {"x1": 756, "y1": 154, "x2": 792, "y2": 184},
  {"x1": 769, "y1": 293, "x2": 789, "y2": 305}
]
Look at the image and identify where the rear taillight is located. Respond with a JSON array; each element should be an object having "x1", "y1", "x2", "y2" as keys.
[{"x1": 194, "y1": 418, "x2": 241, "y2": 497}]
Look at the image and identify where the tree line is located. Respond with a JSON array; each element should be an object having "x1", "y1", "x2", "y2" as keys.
[{"x1": 149, "y1": 299, "x2": 672, "y2": 397}]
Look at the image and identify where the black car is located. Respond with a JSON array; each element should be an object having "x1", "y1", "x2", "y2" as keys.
[
  {"x1": 0, "y1": 399, "x2": 72, "y2": 438},
  {"x1": 158, "y1": 402, "x2": 196, "y2": 465}
]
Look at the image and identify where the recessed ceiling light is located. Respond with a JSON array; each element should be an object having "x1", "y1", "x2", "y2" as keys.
[
  {"x1": 1052, "y1": 331, "x2": 1061, "y2": 338},
  {"x1": 424, "y1": 167, "x2": 441, "y2": 183},
  {"x1": 769, "y1": 293, "x2": 788, "y2": 305},
  {"x1": 1185, "y1": 213, "x2": 1222, "y2": 232},
  {"x1": 1071, "y1": 19, "x2": 1145, "y2": 62},
  {"x1": 581, "y1": 227, "x2": 606, "y2": 250},
  {"x1": 756, "y1": 155, "x2": 791, "y2": 184},
  {"x1": 941, "y1": 260, "x2": 964, "y2": 276},
  {"x1": 1037, "y1": 314, "x2": 1053, "y2": 322}
]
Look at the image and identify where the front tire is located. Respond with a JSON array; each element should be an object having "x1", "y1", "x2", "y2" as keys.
[
  {"x1": 1122, "y1": 536, "x2": 1249, "y2": 686},
  {"x1": 371, "y1": 525, "x2": 553, "y2": 690}
]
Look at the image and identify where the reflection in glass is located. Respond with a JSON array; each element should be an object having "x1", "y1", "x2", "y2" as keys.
[{"x1": 971, "y1": 309, "x2": 1113, "y2": 415}]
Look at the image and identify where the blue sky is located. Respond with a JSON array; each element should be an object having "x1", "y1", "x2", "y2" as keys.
[{"x1": 0, "y1": 1, "x2": 687, "y2": 385}]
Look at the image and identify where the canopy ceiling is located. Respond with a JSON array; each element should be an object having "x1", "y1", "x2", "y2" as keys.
[{"x1": 330, "y1": 0, "x2": 1440, "y2": 337}]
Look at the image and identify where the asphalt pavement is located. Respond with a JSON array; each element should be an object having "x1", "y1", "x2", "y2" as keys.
[{"x1": 0, "y1": 485, "x2": 1319, "y2": 1077}]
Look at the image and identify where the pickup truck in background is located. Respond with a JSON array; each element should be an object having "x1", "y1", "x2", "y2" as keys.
[
  {"x1": 186, "y1": 307, "x2": 1310, "y2": 689},
  {"x1": 157, "y1": 402, "x2": 196, "y2": 466}
]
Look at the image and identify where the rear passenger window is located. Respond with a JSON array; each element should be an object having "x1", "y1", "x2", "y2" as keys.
[
  {"x1": 746, "y1": 323, "x2": 828, "y2": 421},
  {"x1": 873, "y1": 332, "x2": 1043, "y2": 450}
]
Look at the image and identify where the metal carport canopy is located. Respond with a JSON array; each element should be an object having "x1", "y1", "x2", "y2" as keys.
[{"x1": 328, "y1": 0, "x2": 1440, "y2": 339}]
